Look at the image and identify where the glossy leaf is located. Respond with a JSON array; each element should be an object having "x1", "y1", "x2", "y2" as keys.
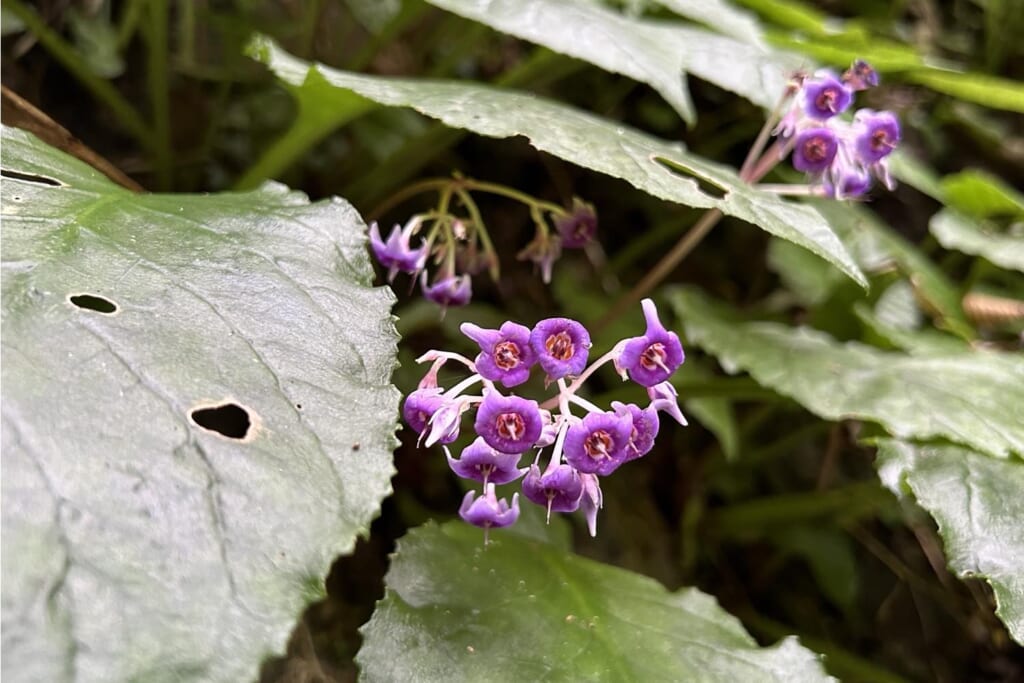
[
  {"x1": 357, "y1": 522, "x2": 834, "y2": 681},
  {"x1": 0, "y1": 126, "x2": 399, "y2": 682},
  {"x1": 250, "y1": 37, "x2": 867, "y2": 289},
  {"x1": 425, "y1": 0, "x2": 799, "y2": 124},
  {"x1": 655, "y1": 0, "x2": 766, "y2": 46},
  {"x1": 670, "y1": 288, "x2": 1024, "y2": 459},
  {"x1": 930, "y1": 209, "x2": 1024, "y2": 273},
  {"x1": 876, "y1": 440, "x2": 1024, "y2": 645}
]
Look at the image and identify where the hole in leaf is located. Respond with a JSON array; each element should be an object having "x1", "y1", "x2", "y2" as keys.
[
  {"x1": 654, "y1": 157, "x2": 729, "y2": 200},
  {"x1": 69, "y1": 293, "x2": 118, "y2": 314},
  {"x1": 1, "y1": 169, "x2": 63, "y2": 186},
  {"x1": 190, "y1": 403, "x2": 252, "y2": 440}
]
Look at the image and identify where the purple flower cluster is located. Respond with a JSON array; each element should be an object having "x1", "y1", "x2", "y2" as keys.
[
  {"x1": 402, "y1": 299, "x2": 688, "y2": 542},
  {"x1": 368, "y1": 181, "x2": 599, "y2": 310},
  {"x1": 775, "y1": 60, "x2": 900, "y2": 199}
]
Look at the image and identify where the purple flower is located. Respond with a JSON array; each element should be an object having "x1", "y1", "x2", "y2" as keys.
[
  {"x1": 474, "y1": 391, "x2": 543, "y2": 453},
  {"x1": 563, "y1": 410, "x2": 634, "y2": 476},
  {"x1": 529, "y1": 318, "x2": 591, "y2": 380},
  {"x1": 579, "y1": 473, "x2": 603, "y2": 537},
  {"x1": 842, "y1": 59, "x2": 878, "y2": 90},
  {"x1": 521, "y1": 461, "x2": 584, "y2": 519},
  {"x1": 792, "y1": 127, "x2": 838, "y2": 174},
  {"x1": 403, "y1": 389, "x2": 454, "y2": 439},
  {"x1": 534, "y1": 410, "x2": 559, "y2": 448},
  {"x1": 824, "y1": 165, "x2": 872, "y2": 200},
  {"x1": 424, "y1": 400, "x2": 465, "y2": 447},
  {"x1": 369, "y1": 220, "x2": 428, "y2": 282},
  {"x1": 517, "y1": 233, "x2": 561, "y2": 284},
  {"x1": 617, "y1": 299, "x2": 685, "y2": 387},
  {"x1": 612, "y1": 401, "x2": 660, "y2": 460},
  {"x1": 802, "y1": 72, "x2": 853, "y2": 120},
  {"x1": 853, "y1": 109, "x2": 900, "y2": 165},
  {"x1": 421, "y1": 272, "x2": 472, "y2": 307},
  {"x1": 648, "y1": 382, "x2": 688, "y2": 426},
  {"x1": 554, "y1": 200, "x2": 598, "y2": 249},
  {"x1": 447, "y1": 437, "x2": 526, "y2": 485},
  {"x1": 459, "y1": 483, "x2": 520, "y2": 530},
  {"x1": 461, "y1": 321, "x2": 536, "y2": 388}
]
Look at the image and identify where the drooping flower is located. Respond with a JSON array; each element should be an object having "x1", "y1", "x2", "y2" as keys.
[
  {"x1": 554, "y1": 199, "x2": 598, "y2": 248},
  {"x1": 612, "y1": 401, "x2": 660, "y2": 460},
  {"x1": 521, "y1": 460, "x2": 584, "y2": 519},
  {"x1": 517, "y1": 232, "x2": 562, "y2": 284},
  {"x1": 461, "y1": 321, "x2": 536, "y2": 388},
  {"x1": 424, "y1": 399, "x2": 466, "y2": 447},
  {"x1": 403, "y1": 388, "x2": 453, "y2": 438},
  {"x1": 446, "y1": 438, "x2": 526, "y2": 485},
  {"x1": 647, "y1": 382, "x2": 688, "y2": 426},
  {"x1": 617, "y1": 299, "x2": 685, "y2": 387},
  {"x1": 853, "y1": 109, "x2": 901, "y2": 165},
  {"x1": 801, "y1": 71, "x2": 853, "y2": 120},
  {"x1": 474, "y1": 391, "x2": 543, "y2": 453},
  {"x1": 842, "y1": 59, "x2": 879, "y2": 90},
  {"x1": 579, "y1": 473, "x2": 603, "y2": 537},
  {"x1": 459, "y1": 483, "x2": 520, "y2": 532},
  {"x1": 529, "y1": 317, "x2": 591, "y2": 380},
  {"x1": 421, "y1": 272, "x2": 472, "y2": 308},
  {"x1": 563, "y1": 410, "x2": 634, "y2": 476},
  {"x1": 368, "y1": 219, "x2": 428, "y2": 282},
  {"x1": 792, "y1": 127, "x2": 839, "y2": 174}
]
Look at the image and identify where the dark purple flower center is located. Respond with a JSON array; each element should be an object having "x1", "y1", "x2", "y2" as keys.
[
  {"x1": 803, "y1": 136, "x2": 830, "y2": 163},
  {"x1": 496, "y1": 413, "x2": 525, "y2": 441},
  {"x1": 640, "y1": 342, "x2": 667, "y2": 371},
  {"x1": 583, "y1": 430, "x2": 613, "y2": 460},
  {"x1": 493, "y1": 341, "x2": 521, "y2": 370},
  {"x1": 870, "y1": 129, "x2": 892, "y2": 152},
  {"x1": 545, "y1": 331, "x2": 575, "y2": 361},
  {"x1": 815, "y1": 88, "x2": 839, "y2": 112}
]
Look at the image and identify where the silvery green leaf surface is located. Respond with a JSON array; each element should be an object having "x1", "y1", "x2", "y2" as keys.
[
  {"x1": 425, "y1": 0, "x2": 796, "y2": 123},
  {"x1": 930, "y1": 209, "x2": 1024, "y2": 274},
  {"x1": 249, "y1": 37, "x2": 866, "y2": 289},
  {"x1": 1, "y1": 126, "x2": 399, "y2": 682},
  {"x1": 654, "y1": 0, "x2": 765, "y2": 46},
  {"x1": 875, "y1": 440, "x2": 1024, "y2": 645},
  {"x1": 357, "y1": 522, "x2": 834, "y2": 682},
  {"x1": 670, "y1": 288, "x2": 1024, "y2": 459}
]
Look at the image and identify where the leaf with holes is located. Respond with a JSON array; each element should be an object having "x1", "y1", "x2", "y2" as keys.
[
  {"x1": 357, "y1": 522, "x2": 834, "y2": 682},
  {"x1": 0, "y1": 125, "x2": 399, "y2": 682},
  {"x1": 875, "y1": 439, "x2": 1024, "y2": 645},
  {"x1": 670, "y1": 288, "x2": 1024, "y2": 459},
  {"x1": 249, "y1": 37, "x2": 866, "y2": 289},
  {"x1": 424, "y1": 0, "x2": 799, "y2": 123}
]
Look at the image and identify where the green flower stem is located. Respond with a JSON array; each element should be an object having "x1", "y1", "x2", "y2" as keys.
[
  {"x1": 452, "y1": 187, "x2": 500, "y2": 280},
  {"x1": 738, "y1": 87, "x2": 794, "y2": 180},
  {"x1": 5, "y1": 0, "x2": 155, "y2": 156}
]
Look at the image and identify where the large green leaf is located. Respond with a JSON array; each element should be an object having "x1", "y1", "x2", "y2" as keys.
[
  {"x1": 930, "y1": 209, "x2": 1024, "y2": 274},
  {"x1": 0, "y1": 126, "x2": 399, "y2": 681},
  {"x1": 250, "y1": 37, "x2": 867, "y2": 289},
  {"x1": 875, "y1": 440, "x2": 1024, "y2": 645},
  {"x1": 424, "y1": 0, "x2": 799, "y2": 124},
  {"x1": 357, "y1": 522, "x2": 834, "y2": 681},
  {"x1": 655, "y1": 0, "x2": 766, "y2": 47},
  {"x1": 670, "y1": 288, "x2": 1024, "y2": 459}
]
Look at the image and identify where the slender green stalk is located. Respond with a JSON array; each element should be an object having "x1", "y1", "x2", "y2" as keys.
[
  {"x1": 5, "y1": 0, "x2": 154, "y2": 153},
  {"x1": 453, "y1": 187, "x2": 500, "y2": 280}
]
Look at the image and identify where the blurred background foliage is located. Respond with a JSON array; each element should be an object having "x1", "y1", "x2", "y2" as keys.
[{"x1": 3, "y1": 0, "x2": 1022, "y2": 681}]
